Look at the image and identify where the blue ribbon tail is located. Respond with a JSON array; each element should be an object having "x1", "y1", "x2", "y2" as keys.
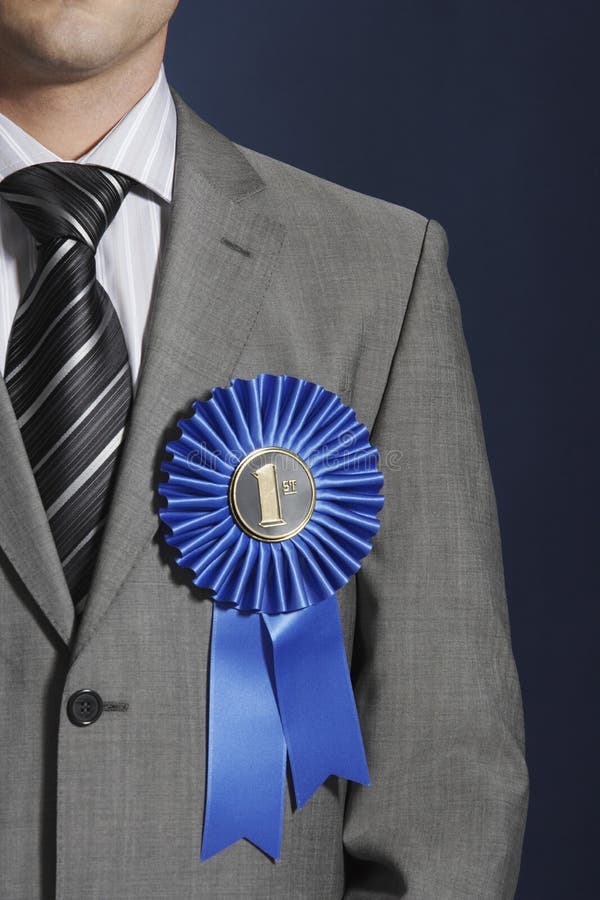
[
  {"x1": 263, "y1": 595, "x2": 370, "y2": 809},
  {"x1": 201, "y1": 604, "x2": 287, "y2": 861}
]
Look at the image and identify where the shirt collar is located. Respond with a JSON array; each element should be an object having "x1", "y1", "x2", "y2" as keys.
[{"x1": 0, "y1": 63, "x2": 176, "y2": 202}]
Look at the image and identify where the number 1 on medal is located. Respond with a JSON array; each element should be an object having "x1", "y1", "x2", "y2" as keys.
[{"x1": 252, "y1": 463, "x2": 286, "y2": 527}]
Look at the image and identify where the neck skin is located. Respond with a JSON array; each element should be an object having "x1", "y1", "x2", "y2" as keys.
[{"x1": 0, "y1": 29, "x2": 167, "y2": 160}]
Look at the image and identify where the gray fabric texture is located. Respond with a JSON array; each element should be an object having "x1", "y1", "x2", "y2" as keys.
[{"x1": 0, "y1": 89, "x2": 529, "y2": 900}]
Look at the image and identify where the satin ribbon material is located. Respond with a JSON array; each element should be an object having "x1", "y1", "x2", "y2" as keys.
[
  {"x1": 202, "y1": 596, "x2": 369, "y2": 861},
  {"x1": 160, "y1": 374, "x2": 384, "y2": 614},
  {"x1": 201, "y1": 605, "x2": 286, "y2": 861},
  {"x1": 264, "y1": 595, "x2": 370, "y2": 808},
  {"x1": 159, "y1": 374, "x2": 384, "y2": 861}
]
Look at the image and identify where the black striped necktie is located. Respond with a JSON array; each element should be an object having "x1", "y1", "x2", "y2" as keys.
[{"x1": 0, "y1": 162, "x2": 134, "y2": 613}]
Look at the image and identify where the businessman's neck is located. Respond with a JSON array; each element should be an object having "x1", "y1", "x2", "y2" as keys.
[{"x1": 0, "y1": 31, "x2": 166, "y2": 160}]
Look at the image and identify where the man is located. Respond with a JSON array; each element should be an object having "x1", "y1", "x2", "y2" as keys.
[{"x1": 0, "y1": 2, "x2": 529, "y2": 898}]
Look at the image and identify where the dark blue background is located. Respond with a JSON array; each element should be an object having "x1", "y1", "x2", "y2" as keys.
[{"x1": 165, "y1": 2, "x2": 598, "y2": 896}]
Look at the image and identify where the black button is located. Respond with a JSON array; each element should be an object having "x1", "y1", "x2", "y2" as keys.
[{"x1": 67, "y1": 689, "x2": 103, "y2": 727}]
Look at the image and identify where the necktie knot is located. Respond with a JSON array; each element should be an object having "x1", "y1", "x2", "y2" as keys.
[{"x1": 0, "y1": 161, "x2": 134, "y2": 252}]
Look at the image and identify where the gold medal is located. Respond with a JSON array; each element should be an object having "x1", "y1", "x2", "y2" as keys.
[{"x1": 229, "y1": 446, "x2": 316, "y2": 542}]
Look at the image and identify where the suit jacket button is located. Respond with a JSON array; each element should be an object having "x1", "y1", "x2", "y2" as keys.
[{"x1": 67, "y1": 689, "x2": 103, "y2": 727}]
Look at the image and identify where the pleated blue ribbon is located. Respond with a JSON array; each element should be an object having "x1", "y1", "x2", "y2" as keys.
[{"x1": 158, "y1": 374, "x2": 384, "y2": 860}]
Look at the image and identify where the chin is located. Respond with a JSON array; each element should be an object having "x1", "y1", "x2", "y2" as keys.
[
  {"x1": 24, "y1": 41, "x2": 125, "y2": 81},
  {"x1": 0, "y1": 3, "x2": 142, "y2": 79}
]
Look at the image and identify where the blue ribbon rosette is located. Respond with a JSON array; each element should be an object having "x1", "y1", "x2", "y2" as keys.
[{"x1": 158, "y1": 373, "x2": 384, "y2": 861}]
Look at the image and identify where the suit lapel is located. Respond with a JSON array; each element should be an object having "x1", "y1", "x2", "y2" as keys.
[
  {"x1": 72, "y1": 91, "x2": 286, "y2": 659},
  {"x1": 0, "y1": 376, "x2": 75, "y2": 643}
]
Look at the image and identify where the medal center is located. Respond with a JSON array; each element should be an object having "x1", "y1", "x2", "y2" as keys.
[{"x1": 229, "y1": 447, "x2": 316, "y2": 541}]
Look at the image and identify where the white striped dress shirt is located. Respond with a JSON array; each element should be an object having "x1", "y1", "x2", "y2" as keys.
[{"x1": 0, "y1": 63, "x2": 176, "y2": 388}]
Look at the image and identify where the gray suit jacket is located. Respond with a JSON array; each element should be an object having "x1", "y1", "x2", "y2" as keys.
[{"x1": 0, "y1": 89, "x2": 529, "y2": 900}]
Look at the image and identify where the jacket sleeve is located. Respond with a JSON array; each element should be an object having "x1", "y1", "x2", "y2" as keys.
[{"x1": 342, "y1": 218, "x2": 529, "y2": 899}]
